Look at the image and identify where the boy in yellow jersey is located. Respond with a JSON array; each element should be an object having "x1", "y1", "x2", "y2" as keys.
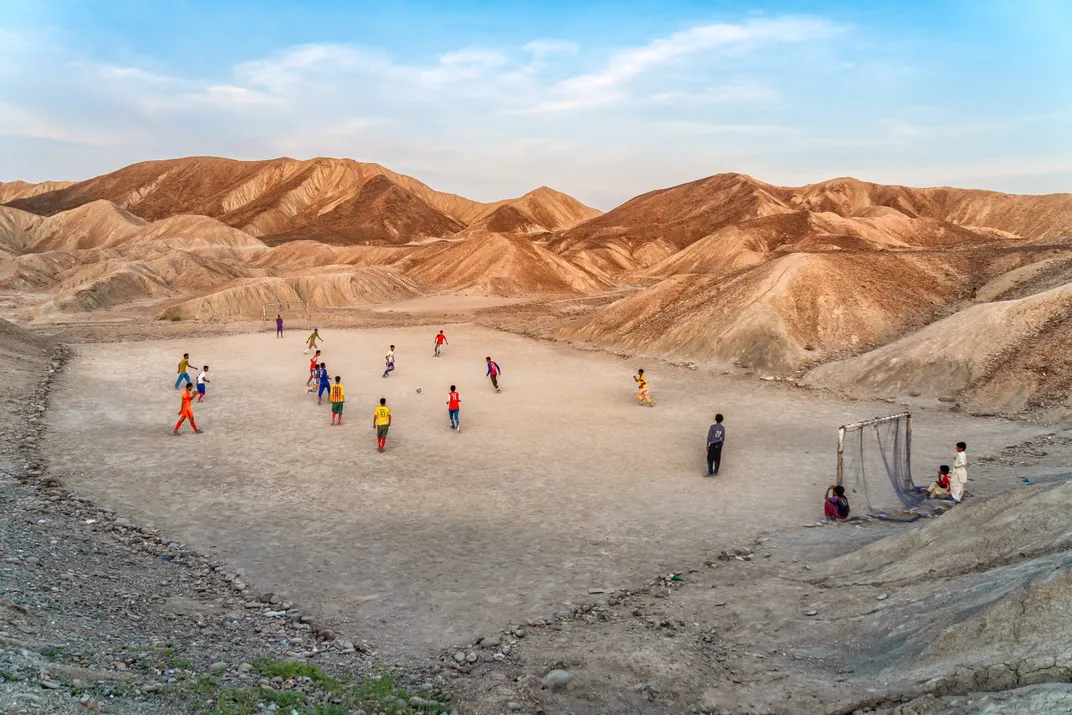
[
  {"x1": 634, "y1": 368, "x2": 654, "y2": 406},
  {"x1": 329, "y1": 375, "x2": 345, "y2": 425},
  {"x1": 373, "y1": 397, "x2": 391, "y2": 452}
]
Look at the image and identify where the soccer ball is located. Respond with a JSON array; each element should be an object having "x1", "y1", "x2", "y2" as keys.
[{"x1": 415, "y1": 387, "x2": 422, "y2": 394}]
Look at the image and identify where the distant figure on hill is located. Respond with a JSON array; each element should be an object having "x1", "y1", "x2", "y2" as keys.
[
  {"x1": 175, "y1": 353, "x2": 195, "y2": 389},
  {"x1": 434, "y1": 330, "x2": 448, "y2": 357},
  {"x1": 485, "y1": 357, "x2": 501, "y2": 392},
  {"x1": 305, "y1": 328, "x2": 323, "y2": 354},
  {"x1": 276, "y1": 314, "x2": 284, "y2": 338},
  {"x1": 926, "y1": 465, "x2": 952, "y2": 499},
  {"x1": 373, "y1": 397, "x2": 392, "y2": 452},
  {"x1": 383, "y1": 345, "x2": 396, "y2": 378},
  {"x1": 949, "y1": 442, "x2": 968, "y2": 503},
  {"x1": 705, "y1": 414, "x2": 725, "y2": 477},
  {"x1": 329, "y1": 375, "x2": 345, "y2": 425},
  {"x1": 173, "y1": 383, "x2": 203, "y2": 435},
  {"x1": 633, "y1": 368, "x2": 653, "y2": 406},
  {"x1": 823, "y1": 485, "x2": 850, "y2": 522}
]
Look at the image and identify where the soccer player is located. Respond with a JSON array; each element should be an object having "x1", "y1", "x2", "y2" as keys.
[
  {"x1": 705, "y1": 414, "x2": 726, "y2": 476},
  {"x1": 373, "y1": 397, "x2": 391, "y2": 452},
  {"x1": 634, "y1": 368, "x2": 653, "y2": 406},
  {"x1": 383, "y1": 345, "x2": 396, "y2": 378},
  {"x1": 823, "y1": 485, "x2": 850, "y2": 522},
  {"x1": 196, "y1": 366, "x2": 210, "y2": 402},
  {"x1": 305, "y1": 328, "x2": 323, "y2": 354},
  {"x1": 175, "y1": 353, "x2": 194, "y2": 389},
  {"x1": 276, "y1": 314, "x2": 284, "y2": 338},
  {"x1": 485, "y1": 357, "x2": 501, "y2": 392},
  {"x1": 316, "y1": 363, "x2": 331, "y2": 405},
  {"x1": 447, "y1": 385, "x2": 461, "y2": 430},
  {"x1": 306, "y1": 350, "x2": 322, "y2": 386},
  {"x1": 434, "y1": 330, "x2": 448, "y2": 357},
  {"x1": 330, "y1": 376, "x2": 345, "y2": 425},
  {"x1": 173, "y1": 383, "x2": 203, "y2": 435},
  {"x1": 949, "y1": 442, "x2": 968, "y2": 503}
]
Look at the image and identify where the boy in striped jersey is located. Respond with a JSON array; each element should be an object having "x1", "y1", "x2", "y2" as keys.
[{"x1": 329, "y1": 376, "x2": 345, "y2": 425}]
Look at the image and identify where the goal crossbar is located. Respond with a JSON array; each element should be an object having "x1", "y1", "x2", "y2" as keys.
[
  {"x1": 262, "y1": 301, "x2": 310, "y2": 331},
  {"x1": 837, "y1": 412, "x2": 913, "y2": 487}
]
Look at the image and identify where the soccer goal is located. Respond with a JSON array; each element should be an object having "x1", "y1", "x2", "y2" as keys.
[
  {"x1": 837, "y1": 412, "x2": 927, "y2": 521},
  {"x1": 262, "y1": 301, "x2": 310, "y2": 333}
]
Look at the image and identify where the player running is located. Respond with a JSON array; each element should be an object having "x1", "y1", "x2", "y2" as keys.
[
  {"x1": 633, "y1": 368, "x2": 654, "y2": 406},
  {"x1": 329, "y1": 376, "x2": 345, "y2": 425},
  {"x1": 373, "y1": 398, "x2": 391, "y2": 452},
  {"x1": 316, "y1": 363, "x2": 331, "y2": 405},
  {"x1": 306, "y1": 350, "x2": 322, "y2": 386},
  {"x1": 173, "y1": 383, "x2": 203, "y2": 435},
  {"x1": 485, "y1": 357, "x2": 501, "y2": 392},
  {"x1": 276, "y1": 314, "x2": 284, "y2": 338},
  {"x1": 305, "y1": 328, "x2": 324, "y2": 354},
  {"x1": 196, "y1": 366, "x2": 210, "y2": 402},
  {"x1": 382, "y1": 345, "x2": 396, "y2": 378},
  {"x1": 434, "y1": 330, "x2": 448, "y2": 357},
  {"x1": 447, "y1": 385, "x2": 461, "y2": 430},
  {"x1": 175, "y1": 353, "x2": 195, "y2": 389}
]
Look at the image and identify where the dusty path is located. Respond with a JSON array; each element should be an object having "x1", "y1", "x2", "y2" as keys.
[{"x1": 44, "y1": 326, "x2": 1052, "y2": 657}]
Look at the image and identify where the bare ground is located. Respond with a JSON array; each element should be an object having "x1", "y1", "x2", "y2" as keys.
[{"x1": 42, "y1": 325, "x2": 1061, "y2": 661}]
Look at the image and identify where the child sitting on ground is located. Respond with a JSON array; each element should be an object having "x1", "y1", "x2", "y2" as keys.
[
  {"x1": 823, "y1": 485, "x2": 850, "y2": 522},
  {"x1": 926, "y1": 465, "x2": 952, "y2": 500}
]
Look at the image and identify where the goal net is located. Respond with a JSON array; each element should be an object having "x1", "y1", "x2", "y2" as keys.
[
  {"x1": 837, "y1": 412, "x2": 928, "y2": 521},
  {"x1": 262, "y1": 301, "x2": 310, "y2": 333}
]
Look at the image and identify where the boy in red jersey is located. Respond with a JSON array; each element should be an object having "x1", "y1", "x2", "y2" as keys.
[
  {"x1": 447, "y1": 385, "x2": 461, "y2": 430},
  {"x1": 434, "y1": 330, "x2": 448, "y2": 357}
]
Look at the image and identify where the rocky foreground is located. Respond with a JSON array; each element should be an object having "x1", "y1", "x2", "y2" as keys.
[{"x1": 0, "y1": 343, "x2": 460, "y2": 714}]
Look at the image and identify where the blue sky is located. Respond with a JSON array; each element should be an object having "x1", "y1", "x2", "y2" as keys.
[{"x1": 1, "y1": 0, "x2": 1069, "y2": 208}]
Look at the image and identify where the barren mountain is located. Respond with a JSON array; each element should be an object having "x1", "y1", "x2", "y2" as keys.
[
  {"x1": 648, "y1": 209, "x2": 996, "y2": 278},
  {"x1": 405, "y1": 231, "x2": 608, "y2": 295},
  {"x1": 6, "y1": 157, "x2": 482, "y2": 243},
  {"x1": 551, "y1": 174, "x2": 1072, "y2": 278},
  {"x1": 560, "y1": 250, "x2": 984, "y2": 370},
  {"x1": 0, "y1": 180, "x2": 74, "y2": 203},
  {"x1": 804, "y1": 280, "x2": 1072, "y2": 414},
  {"x1": 469, "y1": 186, "x2": 602, "y2": 233}
]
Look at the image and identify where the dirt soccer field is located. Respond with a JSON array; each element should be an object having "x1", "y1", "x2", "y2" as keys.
[{"x1": 44, "y1": 325, "x2": 1051, "y2": 656}]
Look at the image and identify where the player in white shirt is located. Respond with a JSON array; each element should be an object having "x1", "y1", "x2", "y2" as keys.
[
  {"x1": 382, "y1": 345, "x2": 396, "y2": 378},
  {"x1": 195, "y1": 366, "x2": 210, "y2": 402}
]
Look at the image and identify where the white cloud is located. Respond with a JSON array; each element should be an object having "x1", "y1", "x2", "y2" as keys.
[
  {"x1": 523, "y1": 39, "x2": 580, "y2": 57},
  {"x1": 530, "y1": 17, "x2": 843, "y2": 112}
]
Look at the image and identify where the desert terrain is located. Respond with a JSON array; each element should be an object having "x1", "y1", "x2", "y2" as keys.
[{"x1": 2, "y1": 159, "x2": 1072, "y2": 714}]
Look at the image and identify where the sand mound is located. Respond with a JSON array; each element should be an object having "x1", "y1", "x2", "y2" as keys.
[
  {"x1": 259, "y1": 175, "x2": 463, "y2": 246},
  {"x1": 405, "y1": 232, "x2": 608, "y2": 295},
  {"x1": 159, "y1": 268, "x2": 424, "y2": 319},
  {"x1": 561, "y1": 251, "x2": 969, "y2": 370},
  {"x1": 804, "y1": 281, "x2": 1072, "y2": 412},
  {"x1": 470, "y1": 187, "x2": 602, "y2": 233},
  {"x1": 24, "y1": 200, "x2": 146, "y2": 252},
  {"x1": 811, "y1": 482, "x2": 1072, "y2": 697},
  {"x1": 558, "y1": 173, "x2": 793, "y2": 254},
  {"x1": 0, "y1": 180, "x2": 73, "y2": 203},
  {"x1": 253, "y1": 240, "x2": 411, "y2": 271},
  {"x1": 0, "y1": 205, "x2": 43, "y2": 256},
  {"x1": 793, "y1": 176, "x2": 1072, "y2": 239}
]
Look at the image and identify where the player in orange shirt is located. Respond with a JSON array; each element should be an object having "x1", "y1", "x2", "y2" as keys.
[
  {"x1": 434, "y1": 330, "x2": 448, "y2": 357},
  {"x1": 447, "y1": 384, "x2": 461, "y2": 430},
  {"x1": 173, "y1": 383, "x2": 203, "y2": 435}
]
